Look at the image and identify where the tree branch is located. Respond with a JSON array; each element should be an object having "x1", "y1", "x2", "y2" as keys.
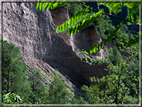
[{"x1": 76, "y1": 2, "x2": 141, "y2": 26}]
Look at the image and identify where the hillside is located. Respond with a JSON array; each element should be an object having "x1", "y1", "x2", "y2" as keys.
[{"x1": 2, "y1": 2, "x2": 140, "y2": 105}]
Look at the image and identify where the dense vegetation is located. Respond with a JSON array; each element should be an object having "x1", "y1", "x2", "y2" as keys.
[
  {"x1": 79, "y1": 44, "x2": 139, "y2": 104},
  {"x1": 2, "y1": 1, "x2": 140, "y2": 105},
  {"x1": 2, "y1": 40, "x2": 32, "y2": 103}
]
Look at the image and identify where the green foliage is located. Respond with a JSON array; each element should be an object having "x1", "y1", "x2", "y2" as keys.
[
  {"x1": 2, "y1": 40, "x2": 49, "y2": 104},
  {"x1": 72, "y1": 97, "x2": 88, "y2": 104},
  {"x1": 123, "y1": 32, "x2": 140, "y2": 47},
  {"x1": 67, "y1": 9, "x2": 104, "y2": 36},
  {"x1": 97, "y1": 2, "x2": 139, "y2": 24},
  {"x1": 113, "y1": 24, "x2": 129, "y2": 44},
  {"x1": 124, "y1": 3, "x2": 139, "y2": 24},
  {"x1": 77, "y1": 51, "x2": 97, "y2": 65},
  {"x1": 2, "y1": 1, "x2": 140, "y2": 104},
  {"x1": 88, "y1": 14, "x2": 129, "y2": 48},
  {"x1": 80, "y1": 62, "x2": 139, "y2": 104},
  {"x1": 2, "y1": 40, "x2": 139, "y2": 104},
  {"x1": 36, "y1": 0, "x2": 68, "y2": 11},
  {"x1": 89, "y1": 14, "x2": 115, "y2": 39},
  {"x1": 66, "y1": 3, "x2": 82, "y2": 16},
  {"x1": 2, "y1": 93, "x2": 22, "y2": 104},
  {"x1": 36, "y1": 1, "x2": 104, "y2": 36},
  {"x1": 2, "y1": 41, "x2": 74, "y2": 104},
  {"x1": 55, "y1": 8, "x2": 104, "y2": 36},
  {"x1": 106, "y1": 46, "x2": 122, "y2": 65},
  {"x1": 46, "y1": 70, "x2": 73, "y2": 104},
  {"x1": 56, "y1": 7, "x2": 90, "y2": 34},
  {"x1": 79, "y1": 42, "x2": 139, "y2": 104},
  {"x1": 2, "y1": 40, "x2": 31, "y2": 103},
  {"x1": 28, "y1": 67, "x2": 48, "y2": 104},
  {"x1": 97, "y1": 3, "x2": 122, "y2": 14}
]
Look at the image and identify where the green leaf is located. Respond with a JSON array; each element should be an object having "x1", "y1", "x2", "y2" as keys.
[
  {"x1": 82, "y1": 49, "x2": 89, "y2": 55},
  {"x1": 56, "y1": 26, "x2": 60, "y2": 33},
  {"x1": 43, "y1": 2, "x2": 48, "y2": 10},
  {"x1": 36, "y1": 2, "x2": 68, "y2": 11},
  {"x1": 36, "y1": 0, "x2": 40, "y2": 10},
  {"x1": 47, "y1": 3, "x2": 52, "y2": 10},
  {"x1": 89, "y1": 46, "x2": 93, "y2": 54},
  {"x1": 127, "y1": 22, "x2": 133, "y2": 25},
  {"x1": 39, "y1": 0, "x2": 44, "y2": 11},
  {"x1": 98, "y1": 3, "x2": 122, "y2": 14}
]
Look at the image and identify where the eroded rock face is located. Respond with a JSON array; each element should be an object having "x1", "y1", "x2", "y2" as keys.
[
  {"x1": 50, "y1": 7, "x2": 71, "y2": 46},
  {"x1": 71, "y1": 27, "x2": 102, "y2": 55},
  {"x1": 3, "y1": 3, "x2": 108, "y2": 88},
  {"x1": 50, "y1": 7, "x2": 107, "y2": 58}
]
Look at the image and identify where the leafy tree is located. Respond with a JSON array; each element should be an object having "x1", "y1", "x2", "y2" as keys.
[
  {"x1": 2, "y1": 40, "x2": 32, "y2": 103},
  {"x1": 2, "y1": 40, "x2": 51, "y2": 104},
  {"x1": 79, "y1": 44, "x2": 139, "y2": 104}
]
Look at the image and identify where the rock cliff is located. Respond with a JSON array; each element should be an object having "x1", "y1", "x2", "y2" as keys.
[
  {"x1": 50, "y1": 6, "x2": 106, "y2": 56},
  {"x1": 3, "y1": 3, "x2": 108, "y2": 90}
]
